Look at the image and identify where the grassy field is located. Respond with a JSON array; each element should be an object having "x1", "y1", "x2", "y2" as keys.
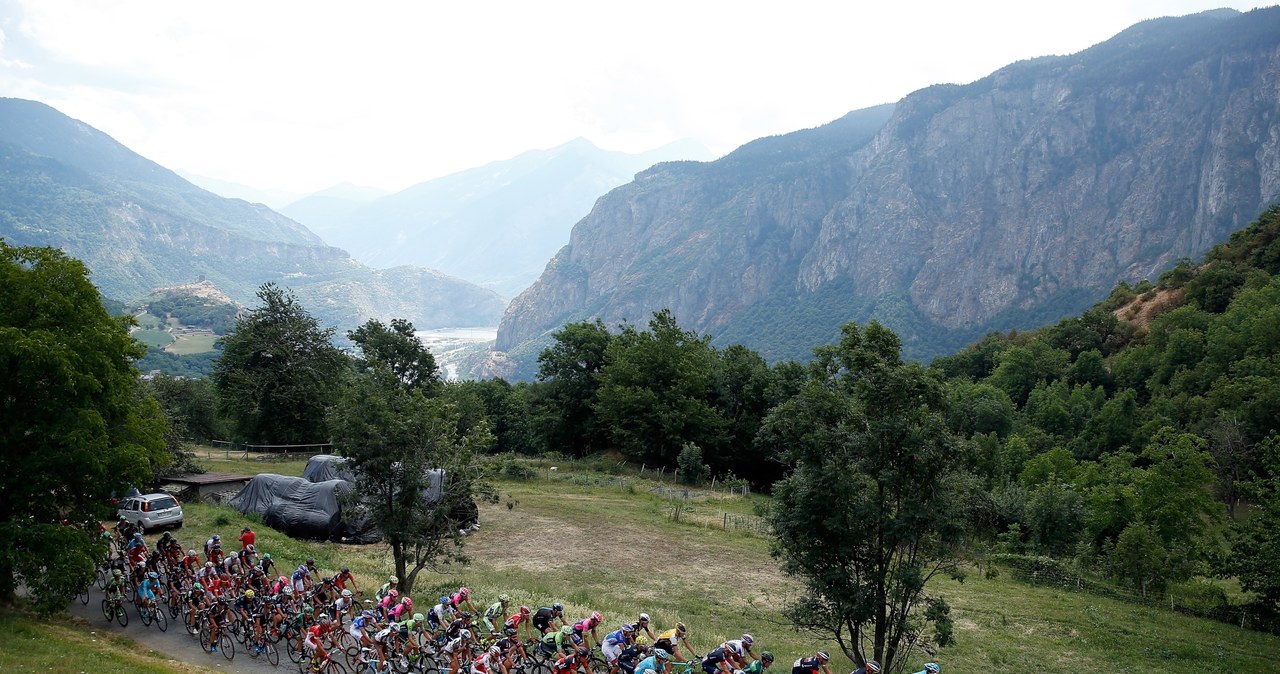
[
  {"x1": 0, "y1": 604, "x2": 207, "y2": 674},
  {"x1": 37, "y1": 454, "x2": 1280, "y2": 673},
  {"x1": 132, "y1": 328, "x2": 175, "y2": 348},
  {"x1": 164, "y1": 333, "x2": 218, "y2": 355}
]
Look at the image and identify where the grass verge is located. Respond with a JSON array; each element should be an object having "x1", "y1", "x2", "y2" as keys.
[{"x1": 1, "y1": 603, "x2": 206, "y2": 673}]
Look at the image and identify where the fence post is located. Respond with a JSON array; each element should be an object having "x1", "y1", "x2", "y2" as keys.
[
  {"x1": 723, "y1": 513, "x2": 728, "y2": 530},
  {"x1": 711, "y1": 476, "x2": 717, "y2": 491}
]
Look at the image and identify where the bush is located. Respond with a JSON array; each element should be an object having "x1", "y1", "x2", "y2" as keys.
[
  {"x1": 676, "y1": 443, "x2": 711, "y2": 485},
  {"x1": 1169, "y1": 579, "x2": 1229, "y2": 613}
]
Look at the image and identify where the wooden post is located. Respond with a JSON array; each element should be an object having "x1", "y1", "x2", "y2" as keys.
[{"x1": 723, "y1": 512, "x2": 728, "y2": 530}]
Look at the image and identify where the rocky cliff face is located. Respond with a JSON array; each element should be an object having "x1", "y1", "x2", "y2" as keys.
[{"x1": 496, "y1": 8, "x2": 1280, "y2": 364}]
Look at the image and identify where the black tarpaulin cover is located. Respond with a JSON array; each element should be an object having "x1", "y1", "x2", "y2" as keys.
[
  {"x1": 301, "y1": 455, "x2": 355, "y2": 483},
  {"x1": 228, "y1": 473, "x2": 379, "y2": 544}
]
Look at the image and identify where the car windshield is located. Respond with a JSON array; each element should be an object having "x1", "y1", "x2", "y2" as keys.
[{"x1": 148, "y1": 497, "x2": 178, "y2": 510}]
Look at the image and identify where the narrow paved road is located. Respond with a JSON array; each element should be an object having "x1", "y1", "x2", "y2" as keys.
[{"x1": 66, "y1": 582, "x2": 287, "y2": 674}]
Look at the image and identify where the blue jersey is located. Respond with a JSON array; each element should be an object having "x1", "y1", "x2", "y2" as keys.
[
  {"x1": 636, "y1": 657, "x2": 665, "y2": 674},
  {"x1": 353, "y1": 615, "x2": 370, "y2": 631},
  {"x1": 606, "y1": 629, "x2": 630, "y2": 646}
]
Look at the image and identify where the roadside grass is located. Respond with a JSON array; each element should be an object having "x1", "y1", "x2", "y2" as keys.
[
  {"x1": 95, "y1": 454, "x2": 1280, "y2": 673},
  {"x1": 191, "y1": 448, "x2": 308, "y2": 477},
  {"x1": 0, "y1": 603, "x2": 208, "y2": 674},
  {"x1": 165, "y1": 333, "x2": 217, "y2": 355}
]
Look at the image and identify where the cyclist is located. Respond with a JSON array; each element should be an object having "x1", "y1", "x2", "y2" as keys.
[
  {"x1": 334, "y1": 588, "x2": 357, "y2": 626},
  {"x1": 654, "y1": 623, "x2": 698, "y2": 663},
  {"x1": 742, "y1": 651, "x2": 774, "y2": 674},
  {"x1": 534, "y1": 602, "x2": 567, "y2": 635},
  {"x1": 631, "y1": 613, "x2": 657, "y2": 642},
  {"x1": 440, "y1": 628, "x2": 474, "y2": 674},
  {"x1": 350, "y1": 609, "x2": 377, "y2": 653},
  {"x1": 910, "y1": 665, "x2": 939, "y2": 674},
  {"x1": 634, "y1": 647, "x2": 672, "y2": 674},
  {"x1": 233, "y1": 589, "x2": 258, "y2": 638},
  {"x1": 852, "y1": 661, "x2": 882, "y2": 674},
  {"x1": 483, "y1": 593, "x2": 511, "y2": 633},
  {"x1": 617, "y1": 637, "x2": 650, "y2": 674},
  {"x1": 334, "y1": 566, "x2": 360, "y2": 596},
  {"x1": 370, "y1": 620, "x2": 400, "y2": 663},
  {"x1": 445, "y1": 611, "x2": 475, "y2": 640},
  {"x1": 701, "y1": 640, "x2": 747, "y2": 674},
  {"x1": 292, "y1": 563, "x2": 312, "y2": 593},
  {"x1": 377, "y1": 588, "x2": 401, "y2": 618},
  {"x1": 376, "y1": 575, "x2": 398, "y2": 602},
  {"x1": 136, "y1": 570, "x2": 162, "y2": 617},
  {"x1": 389, "y1": 595, "x2": 415, "y2": 622},
  {"x1": 602, "y1": 623, "x2": 636, "y2": 673},
  {"x1": 104, "y1": 568, "x2": 127, "y2": 602},
  {"x1": 553, "y1": 646, "x2": 595, "y2": 674},
  {"x1": 722, "y1": 634, "x2": 756, "y2": 667},
  {"x1": 791, "y1": 651, "x2": 833, "y2": 674},
  {"x1": 184, "y1": 582, "x2": 206, "y2": 632},
  {"x1": 429, "y1": 595, "x2": 453, "y2": 632},
  {"x1": 450, "y1": 585, "x2": 480, "y2": 615},
  {"x1": 304, "y1": 614, "x2": 337, "y2": 671},
  {"x1": 574, "y1": 611, "x2": 605, "y2": 648},
  {"x1": 180, "y1": 548, "x2": 201, "y2": 577},
  {"x1": 505, "y1": 605, "x2": 535, "y2": 642},
  {"x1": 473, "y1": 642, "x2": 512, "y2": 674},
  {"x1": 259, "y1": 552, "x2": 276, "y2": 577}
]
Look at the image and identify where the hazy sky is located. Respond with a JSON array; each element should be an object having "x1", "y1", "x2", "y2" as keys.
[{"x1": 0, "y1": 1, "x2": 1265, "y2": 194}]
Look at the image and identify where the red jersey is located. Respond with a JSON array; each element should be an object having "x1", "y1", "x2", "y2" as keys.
[{"x1": 239, "y1": 530, "x2": 256, "y2": 549}]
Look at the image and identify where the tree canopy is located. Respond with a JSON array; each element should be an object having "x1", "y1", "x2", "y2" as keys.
[{"x1": 0, "y1": 241, "x2": 167, "y2": 612}]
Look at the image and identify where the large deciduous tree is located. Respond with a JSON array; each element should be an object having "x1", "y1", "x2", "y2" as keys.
[
  {"x1": 349, "y1": 318, "x2": 439, "y2": 390},
  {"x1": 212, "y1": 283, "x2": 347, "y2": 444},
  {"x1": 529, "y1": 319, "x2": 614, "y2": 457},
  {"x1": 0, "y1": 242, "x2": 168, "y2": 612},
  {"x1": 328, "y1": 367, "x2": 495, "y2": 597},
  {"x1": 760, "y1": 321, "x2": 966, "y2": 671}
]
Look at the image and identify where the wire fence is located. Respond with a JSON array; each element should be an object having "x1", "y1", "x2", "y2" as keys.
[
  {"x1": 988, "y1": 553, "x2": 1280, "y2": 635},
  {"x1": 207, "y1": 440, "x2": 333, "y2": 459}
]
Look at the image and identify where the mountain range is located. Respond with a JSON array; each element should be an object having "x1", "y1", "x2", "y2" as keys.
[
  {"x1": 0, "y1": 97, "x2": 507, "y2": 332},
  {"x1": 493, "y1": 7, "x2": 1280, "y2": 375},
  {"x1": 281, "y1": 138, "x2": 713, "y2": 297}
]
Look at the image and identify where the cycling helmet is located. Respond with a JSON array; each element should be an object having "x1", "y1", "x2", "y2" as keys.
[
  {"x1": 187, "y1": 548, "x2": 196, "y2": 556},
  {"x1": 319, "y1": 614, "x2": 331, "y2": 624},
  {"x1": 638, "y1": 612, "x2": 650, "y2": 622},
  {"x1": 306, "y1": 558, "x2": 315, "y2": 566},
  {"x1": 504, "y1": 627, "x2": 518, "y2": 636},
  {"x1": 461, "y1": 611, "x2": 472, "y2": 620},
  {"x1": 389, "y1": 575, "x2": 398, "y2": 583},
  {"x1": 133, "y1": 533, "x2": 143, "y2": 540},
  {"x1": 635, "y1": 636, "x2": 649, "y2": 646},
  {"x1": 303, "y1": 605, "x2": 314, "y2": 614},
  {"x1": 402, "y1": 596, "x2": 413, "y2": 606},
  {"x1": 162, "y1": 531, "x2": 171, "y2": 538},
  {"x1": 342, "y1": 589, "x2": 353, "y2": 598},
  {"x1": 364, "y1": 610, "x2": 376, "y2": 618},
  {"x1": 727, "y1": 642, "x2": 744, "y2": 656},
  {"x1": 741, "y1": 634, "x2": 754, "y2": 646},
  {"x1": 499, "y1": 593, "x2": 510, "y2": 603},
  {"x1": 622, "y1": 624, "x2": 635, "y2": 633},
  {"x1": 520, "y1": 606, "x2": 531, "y2": 615},
  {"x1": 112, "y1": 568, "x2": 123, "y2": 577},
  {"x1": 577, "y1": 647, "x2": 590, "y2": 657},
  {"x1": 460, "y1": 586, "x2": 471, "y2": 598},
  {"x1": 561, "y1": 625, "x2": 573, "y2": 635},
  {"x1": 341, "y1": 566, "x2": 350, "y2": 574},
  {"x1": 246, "y1": 543, "x2": 256, "y2": 553},
  {"x1": 816, "y1": 651, "x2": 830, "y2": 663},
  {"x1": 193, "y1": 583, "x2": 204, "y2": 592},
  {"x1": 263, "y1": 553, "x2": 272, "y2": 561},
  {"x1": 389, "y1": 621, "x2": 401, "y2": 631},
  {"x1": 460, "y1": 629, "x2": 472, "y2": 640},
  {"x1": 245, "y1": 589, "x2": 255, "y2": 598},
  {"x1": 440, "y1": 595, "x2": 451, "y2": 605},
  {"x1": 205, "y1": 561, "x2": 214, "y2": 569},
  {"x1": 865, "y1": 661, "x2": 881, "y2": 674},
  {"x1": 923, "y1": 665, "x2": 940, "y2": 674},
  {"x1": 654, "y1": 649, "x2": 671, "y2": 661},
  {"x1": 761, "y1": 652, "x2": 774, "y2": 664},
  {"x1": 283, "y1": 586, "x2": 294, "y2": 595},
  {"x1": 591, "y1": 611, "x2": 603, "y2": 623},
  {"x1": 414, "y1": 613, "x2": 426, "y2": 622},
  {"x1": 148, "y1": 571, "x2": 159, "y2": 579},
  {"x1": 553, "y1": 602, "x2": 565, "y2": 612},
  {"x1": 388, "y1": 589, "x2": 400, "y2": 598},
  {"x1": 675, "y1": 621, "x2": 687, "y2": 634},
  {"x1": 277, "y1": 576, "x2": 288, "y2": 584},
  {"x1": 212, "y1": 534, "x2": 220, "y2": 541}
]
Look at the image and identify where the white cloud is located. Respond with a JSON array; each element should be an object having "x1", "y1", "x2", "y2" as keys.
[{"x1": 0, "y1": 0, "x2": 1265, "y2": 193}]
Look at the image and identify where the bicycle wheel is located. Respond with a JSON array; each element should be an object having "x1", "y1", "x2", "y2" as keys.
[
  {"x1": 265, "y1": 640, "x2": 280, "y2": 666},
  {"x1": 200, "y1": 624, "x2": 214, "y2": 653},
  {"x1": 139, "y1": 603, "x2": 153, "y2": 627},
  {"x1": 116, "y1": 603, "x2": 129, "y2": 627},
  {"x1": 155, "y1": 606, "x2": 168, "y2": 632},
  {"x1": 286, "y1": 633, "x2": 304, "y2": 664},
  {"x1": 167, "y1": 593, "x2": 182, "y2": 620},
  {"x1": 220, "y1": 631, "x2": 236, "y2": 660},
  {"x1": 101, "y1": 598, "x2": 113, "y2": 622},
  {"x1": 78, "y1": 586, "x2": 90, "y2": 605},
  {"x1": 323, "y1": 658, "x2": 350, "y2": 674}
]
